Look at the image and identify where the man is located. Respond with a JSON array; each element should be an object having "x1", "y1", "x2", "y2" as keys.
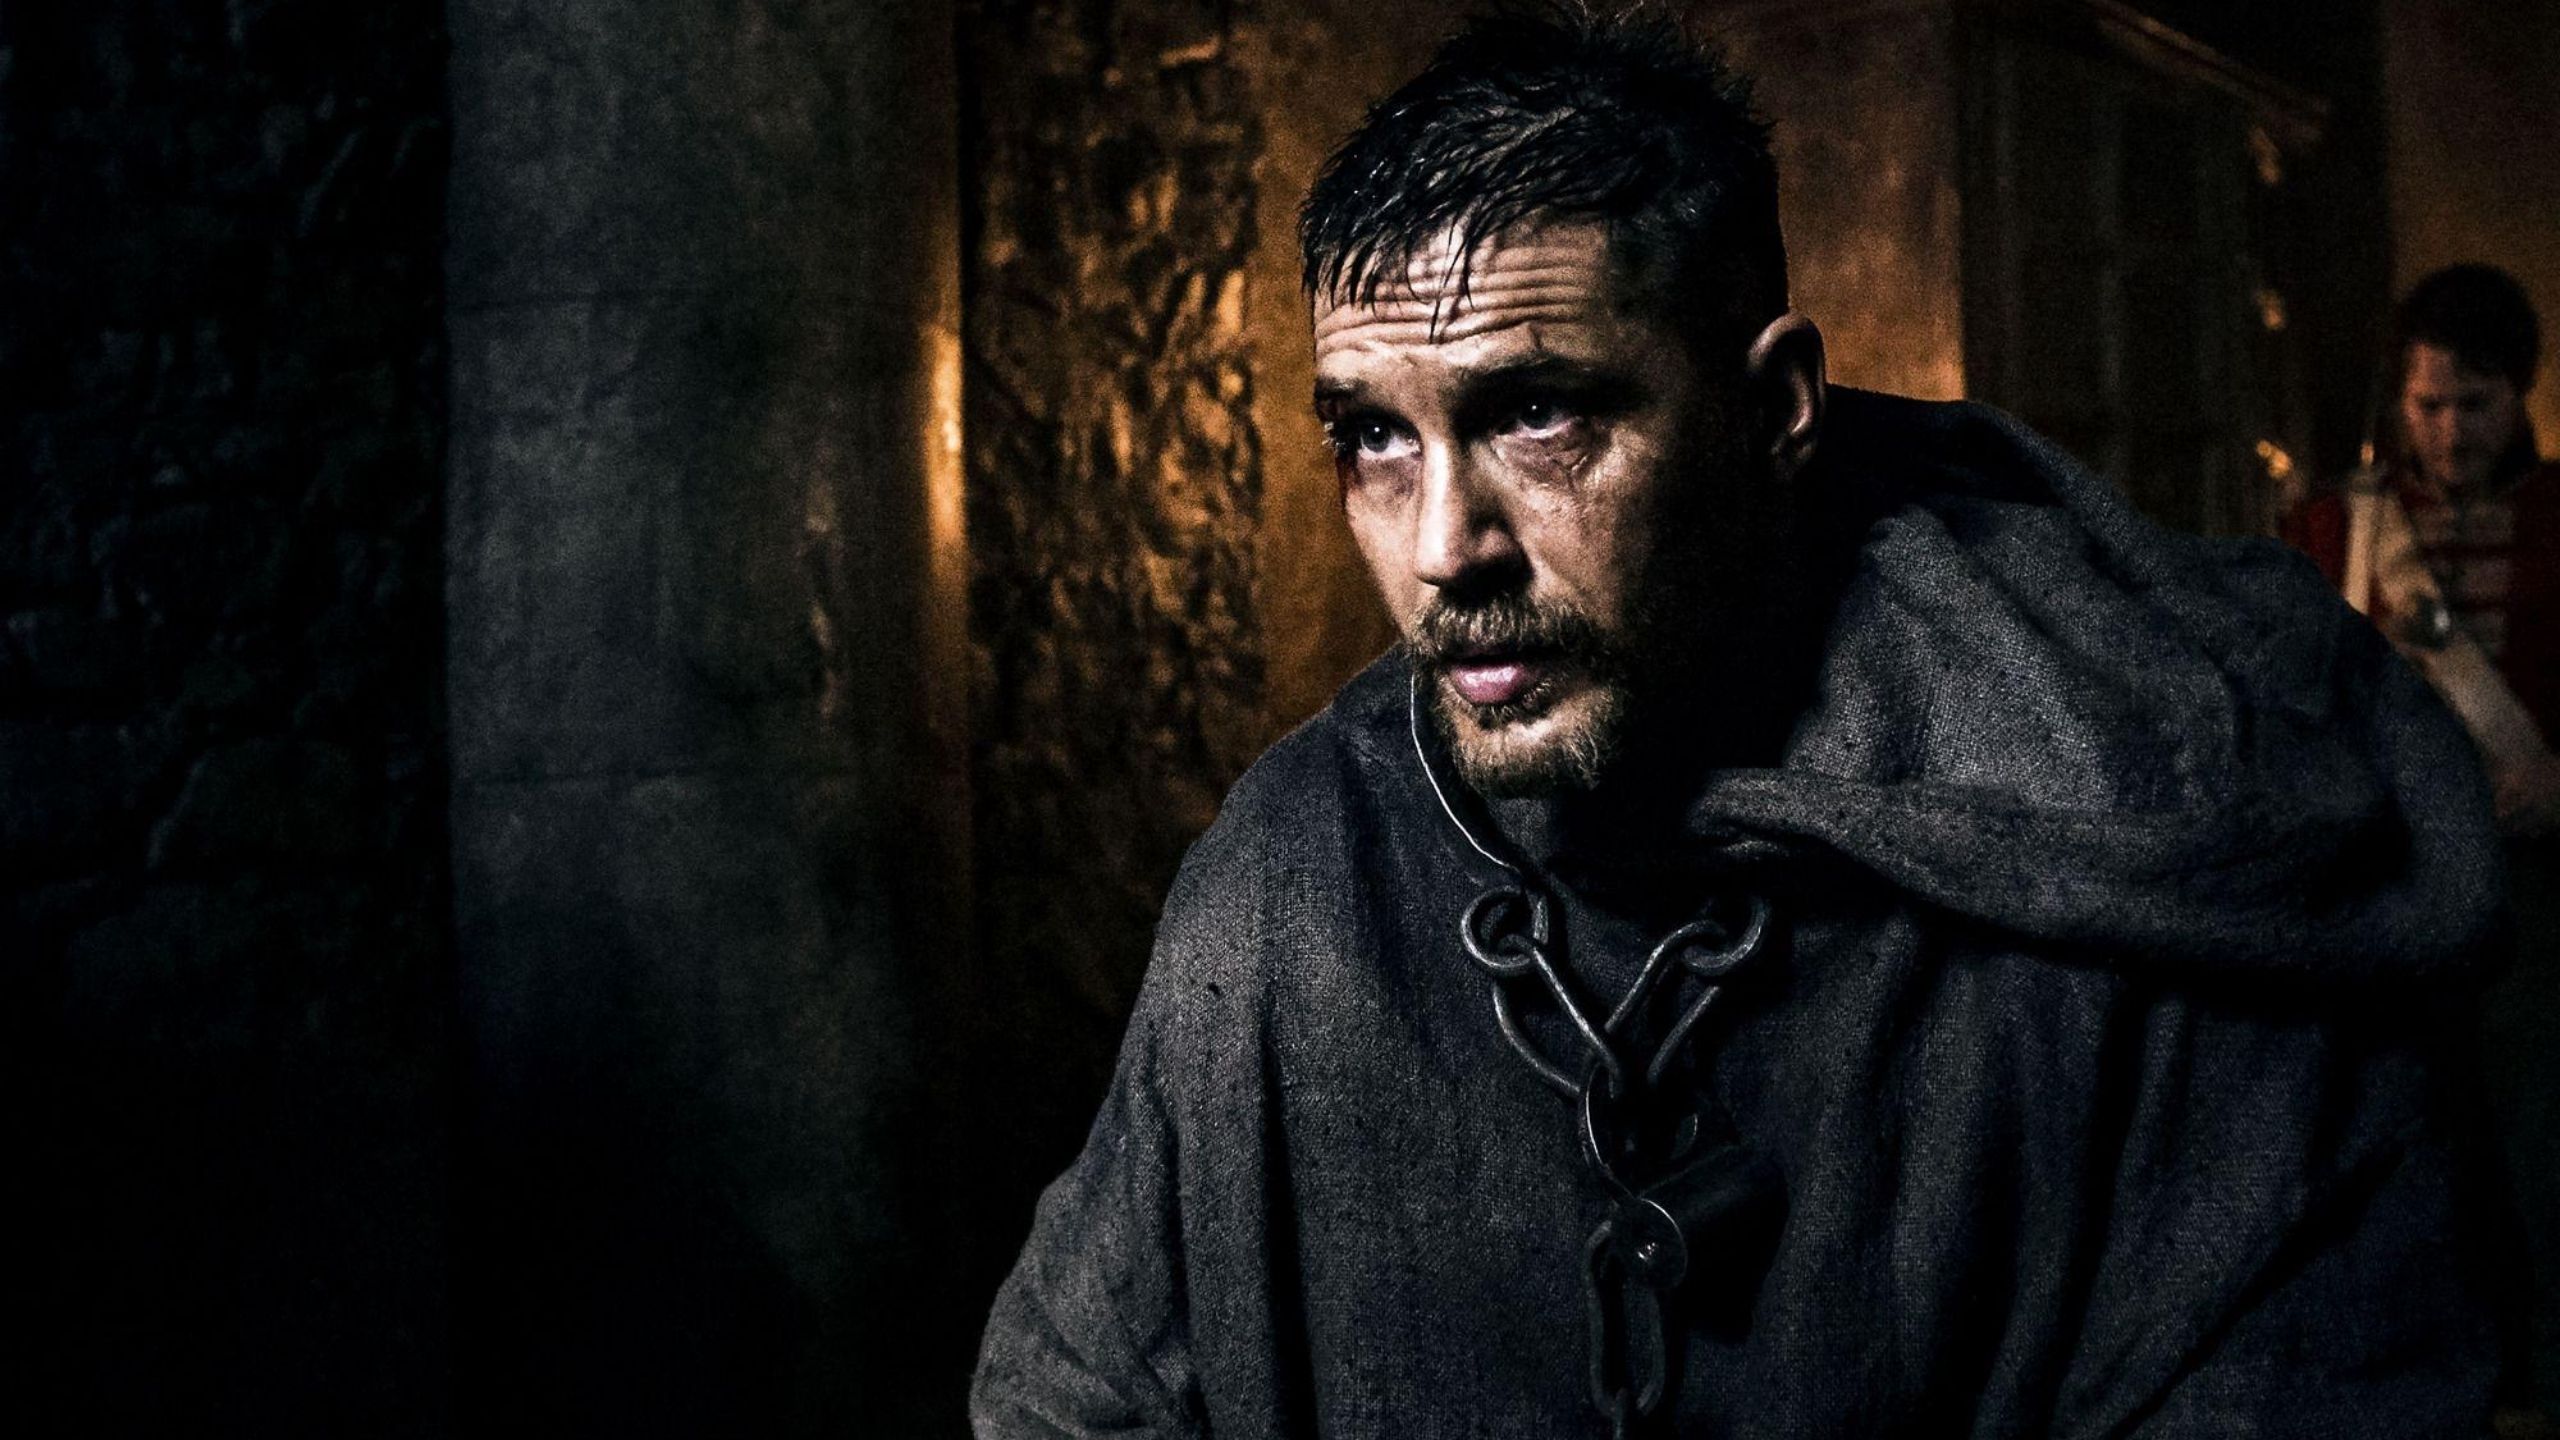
[
  {"x1": 2287, "y1": 267, "x2": 2560, "y2": 1422},
  {"x1": 976, "y1": 11, "x2": 2512, "y2": 1435},
  {"x1": 2284, "y1": 264, "x2": 2560, "y2": 837},
  {"x1": 2293, "y1": 263, "x2": 2549, "y2": 835}
]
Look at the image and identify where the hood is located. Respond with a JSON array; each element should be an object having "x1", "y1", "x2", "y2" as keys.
[{"x1": 1677, "y1": 388, "x2": 2506, "y2": 984}]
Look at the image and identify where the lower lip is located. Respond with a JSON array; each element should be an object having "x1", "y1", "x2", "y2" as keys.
[{"x1": 1447, "y1": 657, "x2": 1545, "y2": 707}]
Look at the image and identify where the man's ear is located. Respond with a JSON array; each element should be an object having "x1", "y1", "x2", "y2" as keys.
[{"x1": 1743, "y1": 313, "x2": 1826, "y2": 484}]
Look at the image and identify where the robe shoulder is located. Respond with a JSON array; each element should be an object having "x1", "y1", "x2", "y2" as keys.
[
  {"x1": 970, "y1": 658, "x2": 1426, "y2": 1439},
  {"x1": 1143, "y1": 654, "x2": 1413, "y2": 1004}
]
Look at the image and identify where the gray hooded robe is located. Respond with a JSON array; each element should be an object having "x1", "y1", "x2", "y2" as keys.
[{"x1": 972, "y1": 390, "x2": 2514, "y2": 1437}]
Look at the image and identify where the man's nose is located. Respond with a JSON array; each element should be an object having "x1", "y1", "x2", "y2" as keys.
[{"x1": 1411, "y1": 445, "x2": 1522, "y2": 592}]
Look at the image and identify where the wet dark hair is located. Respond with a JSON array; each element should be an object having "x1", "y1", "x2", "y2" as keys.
[
  {"x1": 2391, "y1": 263, "x2": 2542, "y2": 391},
  {"x1": 1298, "y1": 2, "x2": 1785, "y2": 359}
]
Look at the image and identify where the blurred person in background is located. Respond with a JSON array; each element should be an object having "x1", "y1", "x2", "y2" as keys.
[
  {"x1": 2286, "y1": 264, "x2": 2559, "y2": 833},
  {"x1": 2285, "y1": 262, "x2": 2560, "y2": 1429}
]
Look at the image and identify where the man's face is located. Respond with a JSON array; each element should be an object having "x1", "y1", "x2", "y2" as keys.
[
  {"x1": 1312, "y1": 224, "x2": 1760, "y2": 796},
  {"x1": 2399, "y1": 340, "x2": 2525, "y2": 496}
]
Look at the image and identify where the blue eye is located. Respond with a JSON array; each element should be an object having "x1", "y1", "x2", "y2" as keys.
[{"x1": 1356, "y1": 420, "x2": 1397, "y2": 454}]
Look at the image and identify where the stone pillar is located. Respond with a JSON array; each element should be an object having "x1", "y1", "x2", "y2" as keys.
[{"x1": 444, "y1": 1, "x2": 967, "y2": 1431}]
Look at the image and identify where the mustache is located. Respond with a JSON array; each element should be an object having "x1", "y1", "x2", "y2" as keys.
[{"x1": 1413, "y1": 592, "x2": 1617, "y2": 670}]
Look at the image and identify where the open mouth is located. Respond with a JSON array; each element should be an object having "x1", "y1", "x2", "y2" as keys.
[{"x1": 1443, "y1": 649, "x2": 1560, "y2": 709}]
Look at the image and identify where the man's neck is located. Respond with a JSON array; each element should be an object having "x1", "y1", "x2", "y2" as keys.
[{"x1": 1512, "y1": 569, "x2": 1841, "y2": 859}]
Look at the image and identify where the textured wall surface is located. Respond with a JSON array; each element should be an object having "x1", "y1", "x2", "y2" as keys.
[
  {"x1": 444, "y1": 0, "x2": 970, "y2": 1434},
  {"x1": 0, "y1": 4, "x2": 453, "y2": 1432},
  {"x1": 1716, "y1": 1, "x2": 1969, "y2": 404},
  {"x1": 959, "y1": 0, "x2": 1270, "y2": 1189}
]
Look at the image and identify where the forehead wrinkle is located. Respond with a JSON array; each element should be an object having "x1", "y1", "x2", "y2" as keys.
[
  {"x1": 1322, "y1": 226, "x2": 1621, "y2": 331},
  {"x1": 1315, "y1": 298, "x2": 1602, "y2": 353},
  {"x1": 1311, "y1": 320, "x2": 1620, "y2": 425},
  {"x1": 1374, "y1": 222, "x2": 1615, "y2": 285},
  {"x1": 1315, "y1": 277, "x2": 1614, "y2": 350},
  {"x1": 1311, "y1": 223, "x2": 1648, "y2": 388},
  {"x1": 1344, "y1": 261, "x2": 1610, "y2": 315}
]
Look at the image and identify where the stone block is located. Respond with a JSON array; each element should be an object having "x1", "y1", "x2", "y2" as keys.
[
  {"x1": 445, "y1": 292, "x2": 950, "y2": 786},
  {"x1": 449, "y1": 766, "x2": 936, "y2": 1428},
  {"x1": 444, "y1": 0, "x2": 958, "y2": 328}
]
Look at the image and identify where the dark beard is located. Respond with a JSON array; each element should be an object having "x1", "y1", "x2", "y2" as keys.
[
  {"x1": 1413, "y1": 398, "x2": 1786, "y2": 797},
  {"x1": 1413, "y1": 592, "x2": 1631, "y2": 702},
  {"x1": 1414, "y1": 590, "x2": 1642, "y2": 797}
]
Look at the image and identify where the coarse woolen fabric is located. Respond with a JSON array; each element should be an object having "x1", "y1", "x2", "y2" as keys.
[{"x1": 972, "y1": 389, "x2": 2514, "y2": 1438}]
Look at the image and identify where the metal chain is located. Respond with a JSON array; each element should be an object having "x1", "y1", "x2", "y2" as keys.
[
  {"x1": 1462, "y1": 882, "x2": 1772, "y2": 1431},
  {"x1": 1456, "y1": 883, "x2": 1767, "y2": 1102},
  {"x1": 1412, "y1": 660, "x2": 1784, "y2": 1434}
]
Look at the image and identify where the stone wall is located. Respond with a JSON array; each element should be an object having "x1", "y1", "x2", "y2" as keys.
[
  {"x1": 958, "y1": 0, "x2": 1271, "y2": 1192},
  {"x1": 443, "y1": 1, "x2": 969, "y2": 1434},
  {"x1": 1713, "y1": 3, "x2": 1969, "y2": 405},
  {"x1": 0, "y1": 3, "x2": 452, "y2": 1432}
]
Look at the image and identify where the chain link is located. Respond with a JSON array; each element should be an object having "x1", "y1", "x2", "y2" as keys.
[
  {"x1": 1411, "y1": 669, "x2": 1782, "y2": 1433},
  {"x1": 1458, "y1": 879, "x2": 1773, "y2": 1433}
]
